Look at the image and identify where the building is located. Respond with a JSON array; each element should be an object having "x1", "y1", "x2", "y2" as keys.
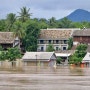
[
  {"x1": 22, "y1": 52, "x2": 56, "y2": 67},
  {"x1": 82, "y1": 52, "x2": 90, "y2": 67},
  {"x1": 55, "y1": 50, "x2": 75, "y2": 65},
  {"x1": 73, "y1": 29, "x2": 90, "y2": 44},
  {"x1": 0, "y1": 32, "x2": 20, "y2": 50},
  {"x1": 37, "y1": 28, "x2": 77, "y2": 51}
]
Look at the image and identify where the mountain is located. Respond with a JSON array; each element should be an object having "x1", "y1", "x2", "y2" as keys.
[{"x1": 66, "y1": 9, "x2": 90, "y2": 22}]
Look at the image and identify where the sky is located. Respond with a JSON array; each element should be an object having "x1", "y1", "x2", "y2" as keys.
[{"x1": 0, "y1": 0, "x2": 90, "y2": 20}]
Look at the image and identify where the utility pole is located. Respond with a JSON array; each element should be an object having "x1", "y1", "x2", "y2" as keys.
[{"x1": 35, "y1": 54, "x2": 37, "y2": 66}]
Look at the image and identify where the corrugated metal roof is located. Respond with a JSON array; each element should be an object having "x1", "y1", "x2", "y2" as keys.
[
  {"x1": 22, "y1": 52, "x2": 56, "y2": 61},
  {"x1": 82, "y1": 52, "x2": 90, "y2": 62}
]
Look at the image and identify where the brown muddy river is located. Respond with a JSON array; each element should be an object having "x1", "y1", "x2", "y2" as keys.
[{"x1": 0, "y1": 65, "x2": 90, "y2": 90}]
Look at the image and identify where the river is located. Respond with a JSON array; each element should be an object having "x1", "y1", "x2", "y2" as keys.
[{"x1": 0, "y1": 65, "x2": 90, "y2": 90}]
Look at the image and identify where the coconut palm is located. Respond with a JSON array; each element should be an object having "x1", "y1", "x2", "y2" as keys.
[
  {"x1": 18, "y1": 7, "x2": 32, "y2": 22},
  {"x1": 13, "y1": 21, "x2": 25, "y2": 49},
  {"x1": 6, "y1": 13, "x2": 16, "y2": 31}
]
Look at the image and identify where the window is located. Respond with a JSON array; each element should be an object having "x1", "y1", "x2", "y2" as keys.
[
  {"x1": 40, "y1": 40, "x2": 44, "y2": 44},
  {"x1": 63, "y1": 47, "x2": 66, "y2": 50},
  {"x1": 56, "y1": 40, "x2": 59, "y2": 44},
  {"x1": 41, "y1": 47, "x2": 44, "y2": 51},
  {"x1": 56, "y1": 47, "x2": 59, "y2": 51},
  {"x1": 48, "y1": 40, "x2": 51, "y2": 44},
  {"x1": 64, "y1": 40, "x2": 67, "y2": 44}
]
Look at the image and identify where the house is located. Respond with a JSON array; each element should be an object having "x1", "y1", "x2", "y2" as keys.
[
  {"x1": 82, "y1": 52, "x2": 90, "y2": 63},
  {"x1": 0, "y1": 32, "x2": 20, "y2": 50},
  {"x1": 73, "y1": 29, "x2": 90, "y2": 44},
  {"x1": 82, "y1": 52, "x2": 90, "y2": 67},
  {"x1": 37, "y1": 28, "x2": 78, "y2": 51},
  {"x1": 22, "y1": 52, "x2": 56, "y2": 67},
  {"x1": 55, "y1": 50, "x2": 75, "y2": 65}
]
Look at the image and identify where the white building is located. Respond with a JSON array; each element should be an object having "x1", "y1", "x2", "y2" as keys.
[{"x1": 37, "y1": 28, "x2": 77, "y2": 51}]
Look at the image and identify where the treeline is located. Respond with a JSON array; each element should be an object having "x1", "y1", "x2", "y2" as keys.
[{"x1": 0, "y1": 7, "x2": 90, "y2": 51}]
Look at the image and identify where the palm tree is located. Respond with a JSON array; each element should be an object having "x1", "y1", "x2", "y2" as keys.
[
  {"x1": 48, "y1": 17, "x2": 57, "y2": 27},
  {"x1": 13, "y1": 21, "x2": 25, "y2": 49},
  {"x1": 6, "y1": 13, "x2": 16, "y2": 31},
  {"x1": 18, "y1": 7, "x2": 32, "y2": 22}
]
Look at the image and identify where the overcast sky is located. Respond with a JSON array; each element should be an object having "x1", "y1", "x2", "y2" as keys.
[{"x1": 0, "y1": 0, "x2": 90, "y2": 20}]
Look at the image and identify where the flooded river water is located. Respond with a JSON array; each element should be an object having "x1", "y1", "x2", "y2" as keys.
[{"x1": 0, "y1": 65, "x2": 90, "y2": 90}]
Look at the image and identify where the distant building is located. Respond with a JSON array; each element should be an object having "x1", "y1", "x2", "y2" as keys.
[
  {"x1": 73, "y1": 29, "x2": 90, "y2": 44},
  {"x1": 37, "y1": 28, "x2": 79, "y2": 51},
  {"x1": 0, "y1": 32, "x2": 20, "y2": 50},
  {"x1": 22, "y1": 52, "x2": 56, "y2": 67}
]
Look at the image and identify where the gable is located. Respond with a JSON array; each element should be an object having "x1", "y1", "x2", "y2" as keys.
[{"x1": 50, "y1": 54, "x2": 56, "y2": 60}]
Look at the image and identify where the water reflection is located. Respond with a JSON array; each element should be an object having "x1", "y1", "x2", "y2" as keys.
[{"x1": 0, "y1": 65, "x2": 90, "y2": 90}]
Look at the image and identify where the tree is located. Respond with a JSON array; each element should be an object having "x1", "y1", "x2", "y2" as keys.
[
  {"x1": 69, "y1": 44, "x2": 87, "y2": 65},
  {"x1": 24, "y1": 20, "x2": 40, "y2": 51},
  {"x1": 58, "y1": 17, "x2": 73, "y2": 28},
  {"x1": 68, "y1": 38, "x2": 73, "y2": 50},
  {"x1": 48, "y1": 17, "x2": 58, "y2": 28},
  {"x1": 6, "y1": 13, "x2": 16, "y2": 31},
  {"x1": 56, "y1": 57, "x2": 62, "y2": 64},
  {"x1": 7, "y1": 47, "x2": 21, "y2": 62},
  {"x1": 0, "y1": 45, "x2": 3, "y2": 51},
  {"x1": 0, "y1": 19, "x2": 6, "y2": 31},
  {"x1": 46, "y1": 44, "x2": 55, "y2": 52},
  {"x1": 18, "y1": 7, "x2": 32, "y2": 22},
  {"x1": 0, "y1": 51, "x2": 7, "y2": 61},
  {"x1": 13, "y1": 21, "x2": 25, "y2": 49}
]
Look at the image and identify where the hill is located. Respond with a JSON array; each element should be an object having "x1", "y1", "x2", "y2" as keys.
[{"x1": 66, "y1": 9, "x2": 90, "y2": 22}]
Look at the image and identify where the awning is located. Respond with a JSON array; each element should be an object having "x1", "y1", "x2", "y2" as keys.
[{"x1": 55, "y1": 53, "x2": 71, "y2": 57}]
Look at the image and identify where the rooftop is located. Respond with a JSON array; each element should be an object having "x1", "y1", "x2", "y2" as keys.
[
  {"x1": 73, "y1": 29, "x2": 90, "y2": 36},
  {"x1": 0, "y1": 32, "x2": 15, "y2": 44},
  {"x1": 38, "y1": 28, "x2": 77, "y2": 40}
]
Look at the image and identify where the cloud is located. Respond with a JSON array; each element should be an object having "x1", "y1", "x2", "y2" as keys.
[{"x1": 0, "y1": 0, "x2": 90, "y2": 19}]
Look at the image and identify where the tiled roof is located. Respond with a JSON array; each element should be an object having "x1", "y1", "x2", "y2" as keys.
[
  {"x1": 38, "y1": 29, "x2": 73, "y2": 40},
  {"x1": 73, "y1": 30, "x2": 90, "y2": 36},
  {"x1": 0, "y1": 32, "x2": 15, "y2": 43}
]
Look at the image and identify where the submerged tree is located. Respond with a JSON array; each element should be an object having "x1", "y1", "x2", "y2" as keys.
[{"x1": 7, "y1": 47, "x2": 21, "y2": 62}]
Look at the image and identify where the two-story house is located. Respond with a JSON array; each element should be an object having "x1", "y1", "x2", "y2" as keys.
[{"x1": 37, "y1": 28, "x2": 76, "y2": 51}]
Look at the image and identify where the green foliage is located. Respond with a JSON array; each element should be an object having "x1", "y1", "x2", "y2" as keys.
[
  {"x1": 0, "y1": 45, "x2": 3, "y2": 51},
  {"x1": 68, "y1": 38, "x2": 73, "y2": 50},
  {"x1": 69, "y1": 44, "x2": 87, "y2": 64},
  {"x1": 46, "y1": 44, "x2": 55, "y2": 52},
  {"x1": 0, "y1": 19, "x2": 7, "y2": 31},
  {"x1": 58, "y1": 17, "x2": 73, "y2": 28},
  {"x1": 6, "y1": 13, "x2": 16, "y2": 31},
  {"x1": 56, "y1": 57, "x2": 62, "y2": 64},
  {"x1": 18, "y1": 7, "x2": 32, "y2": 22},
  {"x1": 13, "y1": 21, "x2": 25, "y2": 39},
  {"x1": 0, "y1": 51, "x2": 7, "y2": 61},
  {"x1": 23, "y1": 20, "x2": 40, "y2": 51},
  {"x1": 7, "y1": 47, "x2": 21, "y2": 61},
  {"x1": 76, "y1": 44, "x2": 87, "y2": 51}
]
